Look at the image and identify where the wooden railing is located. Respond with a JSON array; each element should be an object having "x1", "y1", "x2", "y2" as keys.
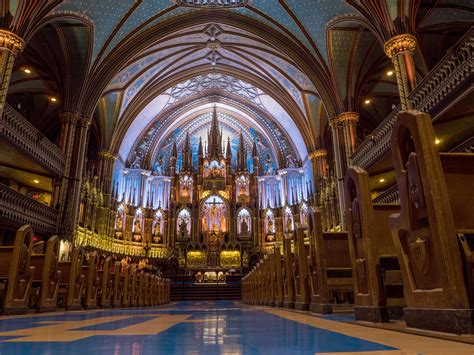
[
  {"x1": 352, "y1": 28, "x2": 474, "y2": 169},
  {"x1": 372, "y1": 184, "x2": 399, "y2": 205},
  {"x1": 0, "y1": 183, "x2": 58, "y2": 234},
  {"x1": 0, "y1": 104, "x2": 65, "y2": 176}
]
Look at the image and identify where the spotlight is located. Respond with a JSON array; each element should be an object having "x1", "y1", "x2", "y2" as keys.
[
  {"x1": 23, "y1": 68, "x2": 31, "y2": 74},
  {"x1": 386, "y1": 70, "x2": 394, "y2": 76},
  {"x1": 379, "y1": 178, "x2": 385, "y2": 183},
  {"x1": 33, "y1": 179, "x2": 40, "y2": 184},
  {"x1": 435, "y1": 138, "x2": 441, "y2": 145},
  {"x1": 364, "y1": 99, "x2": 371, "y2": 105},
  {"x1": 49, "y1": 96, "x2": 57, "y2": 102}
]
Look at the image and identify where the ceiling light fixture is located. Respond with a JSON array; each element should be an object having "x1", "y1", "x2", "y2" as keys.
[
  {"x1": 379, "y1": 178, "x2": 385, "y2": 183},
  {"x1": 364, "y1": 99, "x2": 371, "y2": 104},
  {"x1": 386, "y1": 70, "x2": 394, "y2": 76},
  {"x1": 23, "y1": 68, "x2": 31, "y2": 74},
  {"x1": 435, "y1": 138, "x2": 441, "y2": 145},
  {"x1": 49, "y1": 96, "x2": 57, "y2": 102},
  {"x1": 33, "y1": 179, "x2": 40, "y2": 184}
]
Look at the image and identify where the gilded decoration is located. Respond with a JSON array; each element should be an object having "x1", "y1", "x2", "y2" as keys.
[
  {"x1": 309, "y1": 149, "x2": 327, "y2": 160},
  {"x1": 174, "y1": 0, "x2": 249, "y2": 8},
  {"x1": 384, "y1": 34, "x2": 417, "y2": 58},
  {"x1": 0, "y1": 30, "x2": 25, "y2": 55}
]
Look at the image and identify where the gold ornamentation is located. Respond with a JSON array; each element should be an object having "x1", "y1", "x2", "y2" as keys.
[
  {"x1": 0, "y1": 30, "x2": 25, "y2": 55},
  {"x1": 309, "y1": 149, "x2": 327, "y2": 160},
  {"x1": 384, "y1": 34, "x2": 417, "y2": 58},
  {"x1": 337, "y1": 112, "x2": 359, "y2": 125},
  {"x1": 98, "y1": 150, "x2": 118, "y2": 160}
]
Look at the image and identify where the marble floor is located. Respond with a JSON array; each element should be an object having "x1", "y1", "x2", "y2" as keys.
[{"x1": 0, "y1": 301, "x2": 472, "y2": 354}]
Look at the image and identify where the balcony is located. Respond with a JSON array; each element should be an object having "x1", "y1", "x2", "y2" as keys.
[
  {"x1": 0, "y1": 104, "x2": 65, "y2": 176},
  {"x1": 0, "y1": 183, "x2": 58, "y2": 234},
  {"x1": 352, "y1": 28, "x2": 474, "y2": 169}
]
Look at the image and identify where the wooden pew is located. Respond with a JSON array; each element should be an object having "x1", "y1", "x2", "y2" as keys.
[
  {"x1": 0, "y1": 225, "x2": 35, "y2": 315},
  {"x1": 273, "y1": 244, "x2": 284, "y2": 307},
  {"x1": 97, "y1": 256, "x2": 112, "y2": 308},
  {"x1": 282, "y1": 236, "x2": 295, "y2": 308},
  {"x1": 111, "y1": 261, "x2": 123, "y2": 308},
  {"x1": 306, "y1": 208, "x2": 353, "y2": 314},
  {"x1": 138, "y1": 271, "x2": 146, "y2": 307},
  {"x1": 130, "y1": 264, "x2": 138, "y2": 307},
  {"x1": 293, "y1": 225, "x2": 310, "y2": 310},
  {"x1": 265, "y1": 254, "x2": 276, "y2": 306},
  {"x1": 121, "y1": 265, "x2": 131, "y2": 308},
  {"x1": 144, "y1": 272, "x2": 151, "y2": 307},
  {"x1": 57, "y1": 248, "x2": 85, "y2": 310},
  {"x1": 390, "y1": 110, "x2": 474, "y2": 334},
  {"x1": 29, "y1": 235, "x2": 61, "y2": 313},
  {"x1": 345, "y1": 167, "x2": 405, "y2": 323},
  {"x1": 83, "y1": 251, "x2": 99, "y2": 310}
]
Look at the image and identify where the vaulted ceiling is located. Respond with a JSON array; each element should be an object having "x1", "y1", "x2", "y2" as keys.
[{"x1": 4, "y1": 0, "x2": 473, "y2": 167}]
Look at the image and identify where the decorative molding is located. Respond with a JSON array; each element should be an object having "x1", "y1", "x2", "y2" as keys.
[
  {"x1": 0, "y1": 29, "x2": 25, "y2": 55},
  {"x1": 384, "y1": 33, "x2": 417, "y2": 58},
  {"x1": 0, "y1": 104, "x2": 65, "y2": 176},
  {"x1": 174, "y1": 0, "x2": 249, "y2": 8},
  {"x1": 0, "y1": 183, "x2": 59, "y2": 234}
]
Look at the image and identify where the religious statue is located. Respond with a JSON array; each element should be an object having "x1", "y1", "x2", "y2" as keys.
[
  {"x1": 154, "y1": 220, "x2": 161, "y2": 235},
  {"x1": 179, "y1": 218, "x2": 188, "y2": 236},
  {"x1": 267, "y1": 218, "x2": 275, "y2": 234},
  {"x1": 239, "y1": 184, "x2": 246, "y2": 196},
  {"x1": 286, "y1": 217, "x2": 293, "y2": 232},
  {"x1": 240, "y1": 219, "x2": 249, "y2": 234},
  {"x1": 115, "y1": 215, "x2": 123, "y2": 230},
  {"x1": 133, "y1": 219, "x2": 141, "y2": 234}
]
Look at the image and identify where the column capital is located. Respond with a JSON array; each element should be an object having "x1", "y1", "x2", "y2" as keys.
[
  {"x1": 309, "y1": 149, "x2": 327, "y2": 160},
  {"x1": 384, "y1": 33, "x2": 417, "y2": 58},
  {"x1": 77, "y1": 116, "x2": 92, "y2": 127},
  {"x1": 0, "y1": 30, "x2": 25, "y2": 55},
  {"x1": 337, "y1": 112, "x2": 359, "y2": 125},
  {"x1": 98, "y1": 150, "x2": 118, "y2": 160},
  {"x1": 59, "y1": 111, "x2": 81, "y2": 125}
]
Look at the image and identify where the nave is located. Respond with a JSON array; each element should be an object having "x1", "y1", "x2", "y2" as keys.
[{"x1": 0, "y1": 301, "x2": 473, "y2": 355}]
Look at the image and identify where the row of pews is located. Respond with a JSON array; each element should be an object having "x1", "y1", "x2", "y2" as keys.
[
  {"x1": 243, "y1": 111, "x2": 474, "y2": 334},
  {"x1": 0, "y1": 225, "x2": 171, "y2": 315}
]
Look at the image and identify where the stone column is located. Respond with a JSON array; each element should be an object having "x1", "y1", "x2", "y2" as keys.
[
  {"x1": 384, "y1": 34, "x2": 417, "y2": 110},
  {"x1": 329, "y1": 117, "x2": 346, "y2": 229},
  {"x1": 0, "y1": 30, "x2": 24, "y2": 116},
  {"x1": 62, "y1": 115, "x2": 92, "y2": 241},
  {"x1": 97, "y1": 150, "x2": 117, "y2": 207}
]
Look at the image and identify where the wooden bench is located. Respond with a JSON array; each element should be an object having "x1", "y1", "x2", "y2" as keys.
[
  {"x1": 130, "y1": 264, "x2": 138, "y2": 307},
  {"x1": 58, "y1": 248, "x2": 85, "y2": 310},
  {"x1": 306, "y1": 208, "x2": 353, "y2": 314},
  {"x1": 0, "y1": 225, "x2": 35, "y2": 315},
  {"x1": 83, "y1": 251, "x2": 99, "y2": 310},
  {"x1": 29, "y1": 235, "x2": 61, "y2": 313},
  {"x1": 97, "y1": 256, "x2": 112, "y2": 308},
  {"x1": 345, "y1": 166, "x2": 404, "y2": 323},
  {"x1": 390, "y1": 110, "x2": 474, "y2": 334},
  {"x1": 273, "y1": 244, "x2": 284, "y2": 307},
  {"x1": 293, "y1": 225, "x2": 310, "y2": 310},
  {"x1": 111, "y1": 261, "x2": 123, "y2": 308},
  {"x1": 121, "y1": 265, "x2": 131, "y2": 307},
  {"x1": 282, "y1": 236, "x2": 295, "y2": 308}
]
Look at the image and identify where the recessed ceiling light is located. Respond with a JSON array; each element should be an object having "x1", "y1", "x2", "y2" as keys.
[
  {"x1": 435, "y1": 138, "x2": 441, "y2": 145},
  {"x1": 33, "y1": 179, "x2": 40, "y2": 184},
  {"x1": 379, "y1": 178, "x2": 385, "y2": 183},
  {"x1": 364, "y1": 99, "x2": 371, "y2": 104},
  {"x1": 49, "y1": 96, "x2": 57, "y2": 102},
  {"x1": 386, "y1": 70, "x2": 394, "y2": 76},
  {"x1": 23, "y1": 68, "x2": 31, "y2": 74}
]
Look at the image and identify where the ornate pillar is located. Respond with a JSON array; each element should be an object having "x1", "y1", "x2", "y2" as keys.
[
  {"x1": 384, "y1": 34, "x2": 417, "y2": 110},
  {"x1": 0, "y1": 30, "x2": 24, "y2": 116},
  {"x1": 329, "y1": 117, "x2": 345, "y2": 229},
  {"x1": 97, "y1": 150, "x2": 117, "y2": 207},
  {"x1": 337, "y1": 112, "x2": 359, "y2": 167}
]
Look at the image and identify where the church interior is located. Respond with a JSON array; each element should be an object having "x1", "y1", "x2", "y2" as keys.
[{"x1": 0, "y1": 0, "x2": 473, "y2": 353}]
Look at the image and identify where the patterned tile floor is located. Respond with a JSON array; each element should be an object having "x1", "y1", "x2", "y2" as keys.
[{"x1": 0, "y1": 301, "x2": 472, "y2": 354}]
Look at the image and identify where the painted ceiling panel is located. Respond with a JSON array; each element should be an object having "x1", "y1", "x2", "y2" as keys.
[
  {"x1": 284, "y1": 0, "x2": 356, "y2": 61},
  {"x1": 330, "y1": 29, "x2": 357, "y2": 101},
  {"x1": 419, "y1": 8, "x2": 474, "y2": 27}
]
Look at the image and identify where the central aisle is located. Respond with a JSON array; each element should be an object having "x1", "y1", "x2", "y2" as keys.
[{"x1": 0, "y1": 301, "x2": 471, "y2": 354}]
